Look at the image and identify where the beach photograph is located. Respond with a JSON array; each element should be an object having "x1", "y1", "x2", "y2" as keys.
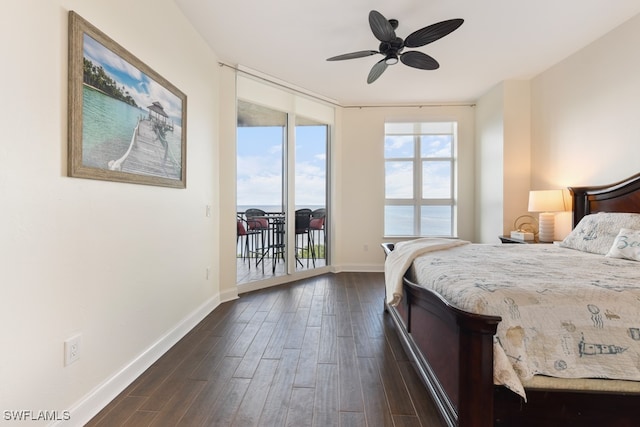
[{"x1": 68, "y1": 12, "x2": 186, "y2": 188}]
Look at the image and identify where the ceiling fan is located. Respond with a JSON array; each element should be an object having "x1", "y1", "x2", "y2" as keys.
[{"x1": 326, "y1": 10, "x2": 463, "y2": 84}]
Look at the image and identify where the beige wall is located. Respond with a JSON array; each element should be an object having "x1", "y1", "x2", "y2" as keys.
[
  {"x1": 531, "y1": 13, "x2": 640, "y2": 237},
  {"x1": 475, "y1": 81, "x2": 531, "y2": 242},
  {"x1": 475, "y1": 85, "x2": 505, "y2": 242},
  {"x1": 1, "y1": 0, "x2": 225, "y2": 423},
  {"x1": 503, "y1": 81, "x2": 532, "y2": 236}
]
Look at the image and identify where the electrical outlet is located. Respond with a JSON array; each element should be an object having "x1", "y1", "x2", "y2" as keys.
[{"x1": 64, "y1": 335, "x2": 81, "y2": 366}]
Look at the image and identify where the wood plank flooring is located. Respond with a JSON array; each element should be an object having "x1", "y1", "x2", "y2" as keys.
[{"x1": 87, "y1": 272, "x2": 445, "y2": 427}]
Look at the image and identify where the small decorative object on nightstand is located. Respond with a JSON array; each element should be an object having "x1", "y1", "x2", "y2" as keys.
[{"x1": 509, "y1": 214, "x2": 538, "y2": 241}]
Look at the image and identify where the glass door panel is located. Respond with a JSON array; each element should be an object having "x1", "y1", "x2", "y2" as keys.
[
  {"x1": 294, "y1": 116, "x2": 328, "y2": 270},
  {"x1": 236, "y1": 100, "x2": 287, "y2": 283}
]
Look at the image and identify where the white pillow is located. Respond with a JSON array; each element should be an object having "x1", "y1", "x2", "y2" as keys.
[
  {"x1": 558, "y1": 212, "x2": 640, "y2": 255},
  {"x1": 606, "y1": 228, "x2": 640, "y2": 261}
]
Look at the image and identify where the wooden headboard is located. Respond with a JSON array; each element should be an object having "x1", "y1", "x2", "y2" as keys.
[{"x1": 569, "y1": 172, "x2": 640, "y2": 227}]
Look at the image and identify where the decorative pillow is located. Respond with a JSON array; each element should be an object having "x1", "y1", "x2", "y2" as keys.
[
  {"x1": 558, "y1": 212, "x2": 640, "y2": 255},
  {"x1": 606, "y1": 228, "x2": 640, "y2": 261}
]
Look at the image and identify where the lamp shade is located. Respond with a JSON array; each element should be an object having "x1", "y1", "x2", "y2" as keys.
[
  {"x1": 528, "y1": 189, "x2": 565, "y2": 242},
  {"x1": 528, "y1": 190, "x2": 565, "y2": 213}
]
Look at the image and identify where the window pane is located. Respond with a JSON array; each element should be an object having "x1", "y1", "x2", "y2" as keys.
[
  {"x1": 422, "y1": 161, "x2": 451, "y2": 198},
  {"x1": 385, "y1": 206, "x2": 414, "y2": 236},
  {"x1": 386, "y1": 161, "x2": 413, "y2": 198},
  {"x1": 236, "y1": 126, "x2": 284, "y2": 208},
  {"x1": 384, "y1": 135, "x2": 414, "y2": 158},
  {"x1": 295, "y1": 117, "x2": 328, "y2": 269},
  {"x1": 420, "y1": 206, "x2": 452, "y2": 236},
  {"x1": 421, "y1": 134, "x2": 452, "y2": 158},
  {"x1": 295, "y1": 123, "x2": 327, "y2": 207},
  {"x1": 236, "y1": 100, "x2": 286, "y2": 210}
]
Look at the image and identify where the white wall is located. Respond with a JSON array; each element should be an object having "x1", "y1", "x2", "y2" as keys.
[
  {"x1": 1, "y1": 0, "x2": 226, "y2": 424},
  {"x1": 531, "y1": 14, "x2": 640, "y2": 189},
  {"x1": 503, "y1": 81, "x2": 532, "y2": 235},
  {"x1": 531, "y1": 13, "x2": 640, "y2": 237},
  {"x1": 475, "y1": 81, "x2": 531, "y2": 242},
  {"x1": 337, "y1": 105, "x2": 475, "y2": 270},
  {"x1": 475, "y1": 85, "x2": 505, "y2": 242}
]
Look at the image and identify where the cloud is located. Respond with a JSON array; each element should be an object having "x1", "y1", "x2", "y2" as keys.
[
  {"x1": 83, "y1": 35, "x2": 144, "y2": 82},
  {"x1": 83, "y1": 34, "x2": 183, "y2": 124},
  {"x1": 237, "y1": 125, "x2": 327, "y2": 207}
]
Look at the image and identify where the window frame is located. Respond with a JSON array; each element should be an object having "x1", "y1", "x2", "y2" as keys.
[{"x1": 384, "y1": 122, "x2": 457, "y2": 237}]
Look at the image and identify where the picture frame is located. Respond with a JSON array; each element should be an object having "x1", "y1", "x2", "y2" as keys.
[{"x1": 68, "y1": 11, "x2": 187, "y2": 188}]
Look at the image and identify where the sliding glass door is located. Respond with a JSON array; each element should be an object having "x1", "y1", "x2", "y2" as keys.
[{"x1": 236, "y1": 100, "x2": 329, "y2": 284}]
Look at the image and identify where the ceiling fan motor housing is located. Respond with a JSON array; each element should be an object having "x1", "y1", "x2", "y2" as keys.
[{"x1": 380, "y1": 37, "x2": 404, "y2": 64}]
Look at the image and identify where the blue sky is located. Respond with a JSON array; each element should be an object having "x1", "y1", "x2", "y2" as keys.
[
  {"x1": 384, "y1": 134, "x2": 452, "y2": 199},
  {"x1": 83, "y1": 34, "x2": 183, "y2": 126},
  {"x1": 237, "y1": 125, "x2": 327, "y2": 208}
]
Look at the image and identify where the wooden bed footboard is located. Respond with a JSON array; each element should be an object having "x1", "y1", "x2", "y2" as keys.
[{"x1": 382, "y1": 242, "x2": 501, "y2": 427}]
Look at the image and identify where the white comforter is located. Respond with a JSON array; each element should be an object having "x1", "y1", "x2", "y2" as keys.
[{"x1": 386, "y1": 240, "x2": 640, "y2": 398}]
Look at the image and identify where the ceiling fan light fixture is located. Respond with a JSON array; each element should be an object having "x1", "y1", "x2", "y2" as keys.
[{"x1": 385, "y1": 53, "x2": 399, "y2": 65}]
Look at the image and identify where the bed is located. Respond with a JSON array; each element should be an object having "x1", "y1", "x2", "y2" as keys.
[{"x1": 382, "y1": 172, "x2": 640, "y2": 427}]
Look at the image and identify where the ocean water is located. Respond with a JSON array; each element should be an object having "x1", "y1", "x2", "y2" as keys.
[
  {"x1": 82, "y1": 85, "x2": 144, "y2": 169},
  {"x1": 81, "y1": 85, "x2": 182, "y2": 172},
  {"x1": 237, "y1": 205, "x2": 325, "y2": 215},
  {"x1": 384, "y1": 205, "x2": 453, "y2": 237},
  {"x1": 238, "y1": 205, "x2": 451, "y2": 237}
]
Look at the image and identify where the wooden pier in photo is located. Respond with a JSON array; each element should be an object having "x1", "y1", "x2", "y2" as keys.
[{"x1": 108, "y1": 117, "x2": 180, "y2": 179}]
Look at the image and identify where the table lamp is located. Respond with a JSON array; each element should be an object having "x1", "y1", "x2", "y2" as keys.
[{"x1": 528, "y1": 190, "x2": 565, "y2": 242}]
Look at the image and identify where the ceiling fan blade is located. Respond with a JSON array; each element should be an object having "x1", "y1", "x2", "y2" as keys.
[
  {"x1": 369, "y1": 10, "x2": 396, "y2": 42},
  {"x1": 367, "y1": 59, "x2": 388, "y2": 84},
  {"x1": 400, "y1": 51, "x2": 439, "y2": 70},
  {"x1": 326, "y1": 50, "x2": 379, "y2": 61},
  {"x1": 404, "y1": 18, "x2": 464, "y2": 48}
]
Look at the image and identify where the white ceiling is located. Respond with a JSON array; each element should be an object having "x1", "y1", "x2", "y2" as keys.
[{"x1": 174, "y1": 0, "x2": 640, "y2": 106}]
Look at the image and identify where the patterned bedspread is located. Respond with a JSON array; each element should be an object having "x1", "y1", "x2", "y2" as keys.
[{"x1": 406, "y1": 243, "x2": 640, "y2": 398}]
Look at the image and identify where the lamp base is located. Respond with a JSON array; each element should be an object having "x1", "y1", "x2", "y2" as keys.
[{"x1": 538, "y1": 212, "x2": 555, "y2": 242}]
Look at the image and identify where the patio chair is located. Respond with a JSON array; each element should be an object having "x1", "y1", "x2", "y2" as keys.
[
  {"x1": 295, "y1": 208, "x2": 315, "y2": 268},
  {"x1": 245, "y1": 208, "x2": 269, "y2": 272},
  {"x1": 310, "y1": 208, "x2": 326, "y2": 262}
]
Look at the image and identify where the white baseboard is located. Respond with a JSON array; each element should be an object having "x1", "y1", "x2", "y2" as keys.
[{"x1": 52, "y1": 295, "x2": 221, "y2": 427}]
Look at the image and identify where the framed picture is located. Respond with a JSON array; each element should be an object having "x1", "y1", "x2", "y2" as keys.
[{"x1": 68, "y1": 11, "x2": 187, "y2": 188}]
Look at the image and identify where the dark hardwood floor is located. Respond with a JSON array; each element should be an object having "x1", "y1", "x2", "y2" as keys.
[{"x1": 87, "y1": 272, "x2": 444, "y2": 427}]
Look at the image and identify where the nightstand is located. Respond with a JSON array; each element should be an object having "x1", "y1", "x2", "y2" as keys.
[{"x1": 499, "y1": 235, "x2": 540, "y2": 244}]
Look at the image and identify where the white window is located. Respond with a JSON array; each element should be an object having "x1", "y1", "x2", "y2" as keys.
[{"x1": 384, "y1": 122, "x2": 457, "y2": 237}]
